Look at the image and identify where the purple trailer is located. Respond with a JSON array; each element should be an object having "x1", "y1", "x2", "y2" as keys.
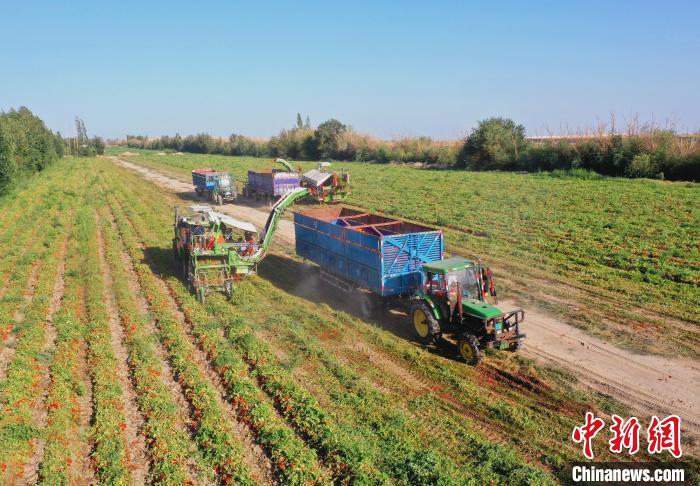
[{"x1": 243, "y1": 169, "x2": 300, "y2": 199}]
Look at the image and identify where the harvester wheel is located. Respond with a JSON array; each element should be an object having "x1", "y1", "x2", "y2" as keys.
[
  {"x1": 457, "y1": 333, "x2": 481, "y2": 365},
  {"x1": 411, "y1": 301, "x2": 440, "y2": 344}
]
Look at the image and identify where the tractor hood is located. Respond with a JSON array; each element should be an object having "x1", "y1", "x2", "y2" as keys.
[{"x1": 462, "y1": 299, "x2": 503, "y2": 319}]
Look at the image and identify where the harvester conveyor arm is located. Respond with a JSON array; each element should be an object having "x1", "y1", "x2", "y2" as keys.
[{"x1": 253, "y1": 187, "x2": 310, "y2": 262}]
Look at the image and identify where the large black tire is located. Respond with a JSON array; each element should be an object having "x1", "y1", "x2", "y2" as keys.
[
  {"x1": 509, "y1": 340, "x2": 523, "y2": 352},
  {"x1": 410, "y1": 300, "x2": 440, "y2": 344},
  {"x1": 357, "y1": 292, "x2": 381, "y2": 320},
  {"x1": 457, "y1": 333, "x2": 481, "y2": 365}
]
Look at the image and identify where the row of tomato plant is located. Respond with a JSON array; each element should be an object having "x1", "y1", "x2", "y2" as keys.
[
  {"x1": 78, "y1": 206, "x2": 132, "y2": 482},
  {"x1": 97, "y1": 205, "x2": 202, "y2": 484},
  {"x1": 39, "y1": 212, "x2": 90, "y2": 484},
  {"x1": 233, "y1": 275, "x2": 561, "y2": 481},
  {"x1": 97, "y1": 182, "x2": 259, "y2": 485},
  {"x1": 0, "y1": 206, "x2": 68, "y2": 482}
]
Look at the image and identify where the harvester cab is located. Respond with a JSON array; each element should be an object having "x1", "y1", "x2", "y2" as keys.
[{"x1": 411, "y1": 257, "x2": 525, "y2": 364}]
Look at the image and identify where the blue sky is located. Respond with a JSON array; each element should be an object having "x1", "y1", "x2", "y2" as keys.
[{"x1": 1, "y1": 1, "x2": 698, "y2": 139}]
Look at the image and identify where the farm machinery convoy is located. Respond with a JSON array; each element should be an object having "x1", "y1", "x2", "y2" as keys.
[{"x1": 175, "y1": 162, "x2": 525, "y2": 363}]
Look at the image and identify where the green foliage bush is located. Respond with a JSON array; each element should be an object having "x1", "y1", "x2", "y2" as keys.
[
  {"x1": 458, "y1": 117, "x2": 528, "y2": 170},
  {"x1": 0, "y1": 107, "x2": 59, "y2": 195}
]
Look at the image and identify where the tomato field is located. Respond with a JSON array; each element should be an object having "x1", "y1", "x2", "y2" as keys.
[
  {"x1": 0, "y1": 155, "x2": 696, "y2": 484},
  {"x1": 112, "y1": 148, "x2": 700, "y2": 357}
]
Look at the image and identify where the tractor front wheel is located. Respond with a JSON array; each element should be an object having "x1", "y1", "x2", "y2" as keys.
[
  {"x1": 411, "y1": 301, "x2": 440, "y2": 344},
  {"x1": 457, "y1": 333, "x2": 481, "y2": 365}
]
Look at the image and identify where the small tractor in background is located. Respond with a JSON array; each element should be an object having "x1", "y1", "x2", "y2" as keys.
[{"x1": 192, "y1": 169, "x2": 236, "y2": 205}]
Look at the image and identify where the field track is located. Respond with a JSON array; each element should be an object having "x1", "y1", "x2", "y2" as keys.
[{"x1": 111, "y1": 156, "x2": 700, "y2": 438}]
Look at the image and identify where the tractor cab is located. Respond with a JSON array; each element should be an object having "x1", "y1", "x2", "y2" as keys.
[{"x1": 412, "y1": 257, "x2": 525, "y2": 364}]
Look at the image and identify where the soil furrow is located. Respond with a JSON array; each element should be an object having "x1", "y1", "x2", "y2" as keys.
[
  {"x1": 105, "y1": 213, "x2": 205, "y2": 484},
  {"x1": 95, "y1": 221, "x2": 151, "y2": 483},
  {"x1": 21, "y1": 238, "x2": 68, "y2": 484}
]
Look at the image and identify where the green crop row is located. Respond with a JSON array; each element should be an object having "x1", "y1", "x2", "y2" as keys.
[
  {"x1": 224, "y1": 278, "x2": 557, "y2": 482},
  {"x1": 78, "y1": 206, "x2": 131, "y2": 483},
  {"x1": 162, "y1": 266, "x2": 328, "y2": 484},
  {"x1": 98, "y1": 206, "x2": 200, "y2": 484},
  {"x1": 100, "y1": 190, "x2": 258, "y2": 485},
  {"x1": 39, "y1": 217, "x2": 89, "y2": 484},
  {"x1": 0, "y1": 209, "x2": 67, "y2": 482}
]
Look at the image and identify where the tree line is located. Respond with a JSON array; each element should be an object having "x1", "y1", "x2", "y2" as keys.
[
  {"x1": 125, "y1": 114, "x2": 699, "y2": 181},
  {"x1": 0, "y1": 107, "x2": 62, "y2": 195},
  {"x1": 0, "y1": 108, "x2": 107, "y2": 196}
]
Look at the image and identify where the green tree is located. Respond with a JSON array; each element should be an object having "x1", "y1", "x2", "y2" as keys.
[
  {"x1": 313, "y1": 118, "x2": 347, "y2": 158},
  {"x1": 296, "y1": 113, "x2": 304, "y2": 129},
  {"x1": 458, "y1": 117, "x2": 527, "y2": 170}
]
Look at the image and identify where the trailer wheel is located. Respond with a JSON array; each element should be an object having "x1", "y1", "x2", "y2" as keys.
[
  {"x1": 457, "y1": 334, "x2": 481, "y2": 365},
  {"x1": 357, "y1": 292, "x2": 380, "y2": 320},
  {"x1": 411, "y1": 301, "x2": 440, "y2": 344}
]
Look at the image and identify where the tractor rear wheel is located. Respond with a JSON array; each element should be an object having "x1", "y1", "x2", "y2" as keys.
[
  {"x1": 457, "y1": 333, "x2": 481, "y2": 365},
  {"x1": 411, "y1": 301, "x2": 440, "y2": 344}
]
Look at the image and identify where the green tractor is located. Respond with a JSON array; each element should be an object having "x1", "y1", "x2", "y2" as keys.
[{"x1": 410, "y1": 257, "x2": 525, "y2": 364}]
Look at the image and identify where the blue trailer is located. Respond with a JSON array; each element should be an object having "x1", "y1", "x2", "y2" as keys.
[
  {"x1": 192, "y1": 169, "x2": 236, "y2": 205},
  {"x1": 293, "y1": 205, "x2": 525, "y2": 365},
  {"x1": 294, "y1": 206, "x2": 443, "y2": 314}
]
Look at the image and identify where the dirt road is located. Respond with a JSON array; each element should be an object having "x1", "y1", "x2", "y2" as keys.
[{"x1": 110, "y1": 156, "x2": 700, "y2": 438}]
